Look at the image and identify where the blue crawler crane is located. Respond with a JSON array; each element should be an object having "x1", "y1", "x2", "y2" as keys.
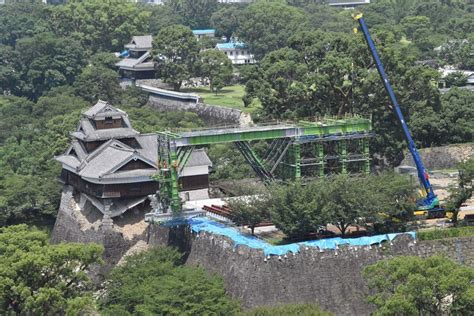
[{"x1": 354, "y1": 14, "x2": 445, "y2": 218}]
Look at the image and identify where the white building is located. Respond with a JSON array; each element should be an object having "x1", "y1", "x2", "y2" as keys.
[{"x1": 216, "y1": 42, "x2": 255, "y2": 65}]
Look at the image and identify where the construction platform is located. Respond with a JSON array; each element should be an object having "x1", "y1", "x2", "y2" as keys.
[{"x1": 147, "y1": 116, "x2": 373, "y2": 219}]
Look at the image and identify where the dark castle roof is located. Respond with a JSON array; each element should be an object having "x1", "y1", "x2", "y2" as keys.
[{"x1": 55, "y1": 101, "x2": 211, "y2": 185}]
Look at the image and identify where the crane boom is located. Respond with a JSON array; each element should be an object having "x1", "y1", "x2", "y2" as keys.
[{"x1": 354, "y1": 14, "x2": 439, "y2": 210}]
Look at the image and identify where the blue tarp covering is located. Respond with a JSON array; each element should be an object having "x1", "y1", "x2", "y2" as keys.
[
  {"x1": 188, "y1": 217, "x2": 416, "y2": 256},
  {"x1": 119, "y1": 50, "x2": 129, "y2": 58}
]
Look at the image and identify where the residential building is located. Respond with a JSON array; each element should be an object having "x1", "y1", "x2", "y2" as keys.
[
  {"x1": 216, "y1": 42, "x2": 255, "y2": 65},
  {"x1": 55, "y1": 100, "x2": 212, "y2": 220},
  {"x1": 116, "y1": 35, "x2": 155, "y2": 80},
  {"x1": 192, "y1": 29, "x2": 216, "y2": 41}
]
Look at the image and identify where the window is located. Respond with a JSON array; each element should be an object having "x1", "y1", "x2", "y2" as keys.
[
  {"x1": 229, "y1": 51, "x2": 233, "y2": 56},
  {"x1": 105, "y1": 116, "x2": 113, "y2": 124}
]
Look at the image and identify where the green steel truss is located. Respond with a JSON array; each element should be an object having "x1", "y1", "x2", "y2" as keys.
[{"x1": 154, "y1": 116, "x2": 372, "y2": 215}]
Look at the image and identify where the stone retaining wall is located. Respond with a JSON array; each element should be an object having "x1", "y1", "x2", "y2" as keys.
[
  {"x1": 181, "y1": 232, "x2": 474, "y2": 315},
  {"x1": 148, "y1": 95, "x2": 250, "y2": 126}
]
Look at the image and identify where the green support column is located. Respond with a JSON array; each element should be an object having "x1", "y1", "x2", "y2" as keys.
[
  {"x1": 169, "y1": 141, "x2": 182, "y2": 215},
  {"x1": 316, "y1": 142, "x2": 325, "y2": 177},
  {"x1": 339, "y1": 141, "x2": 348, "y2": 174},
  {"x1": 362, "y1": 138, "x2": 370, "y2": 175},
  {"x1": 293, "y1": 142, "x2": 301, "y2": 180}
]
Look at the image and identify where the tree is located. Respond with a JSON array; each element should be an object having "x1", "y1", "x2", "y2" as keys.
[
  {"x1": 321, "y1": 175, "x2": 379, "y2": 236},
  {"x1": 242, "y1": 303, "x2": 331, "y2": 316},
  {"x1": 0, "y1": 225, "x2": 103, "y2": 315},
  {"x1": 268, "y1": 182, "x2": 326, "y2": 240},
  {"x1": 364, "y1": 255, "x2": 474, "y2": 315},
  {"x1": 444, "y1": 71, "x2": 468, "y2": 88},
  {"x1": 167, "y1": 0, "x2": 218, "y2": 30},
  {"x1": 439, "y1": 88, "x2": 474, "y2": 144},
  {"x1": 210, "y1": 5, "x2": 242, "y2": 41},
  {"x1": 0, "y1": 1, "x2": 48, "y2": 46},
  {"x1": 90, "y1": 52, "x2": 120, "y2": 70},
  {"x1": 153, "y1": 25, "x2": 200, "y2": 91},
  {"x1": 11, "y1": 32, "x2": 87, "y2": 100},
  {"x1": 226, "y1": 195, "x2": 269, "y2": 235},
  {"x1": 199, "y1": 49, "x2": 233, "y2": 93},
  {"x1": 400, "y1": 15, "x2": 431, "y2": 40},
  {"x1": 207, "y1": 143, "x2": 253, "y2": 181},
  {"x1": 101, "y1": 247, "x2": 240, "y2": 315},
  {"x1": 73, "y1": 66, "x2": 122, "y2": 103},
  {"x1": 237, "y1": 2, "x2": 308, "y2": 60},
  {"x1": 47, "y1": 0, "x2": 150, "y2": 52},
  {"x1": 147, "y1": 4, "x2": 184, "y2": 35},
  {"x1": 445, "y1": 159, "x2": 473, "y2": 226}
]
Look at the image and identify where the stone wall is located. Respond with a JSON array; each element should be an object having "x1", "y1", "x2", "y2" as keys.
[
  {"x1": 148, "y1": 95, "x2": 250, "y2": 126},
  {"x1": 183, "y1": 232, "x2": 474, "y2": 315},
  {"x1": 400, "y1": 143, "x2": 473, "y2": 170},
  {"x1": 51, "y1": 186, "x2": 148, "y2": 280}
]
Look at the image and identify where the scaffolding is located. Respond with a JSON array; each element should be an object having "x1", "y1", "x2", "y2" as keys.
[{"x1": 148, "y1": 116, "x2": 373, "y2": 219}]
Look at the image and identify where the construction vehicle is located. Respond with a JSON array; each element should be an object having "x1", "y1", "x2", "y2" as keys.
[{"x1": 353, "y1": 14, "x2": 445, "y2": 218}]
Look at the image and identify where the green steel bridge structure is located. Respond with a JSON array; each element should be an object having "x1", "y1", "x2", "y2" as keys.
[{"x1": 149, "y1": 116, "x2": 373, "y2": 218}]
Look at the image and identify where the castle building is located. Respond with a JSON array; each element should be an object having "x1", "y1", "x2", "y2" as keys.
[
  {"x1": 55, "y1": 101, "x2": 212, "y2": 221},
  {"x1": 115, "y1": 35, "x2": 155, "y2": 80}
]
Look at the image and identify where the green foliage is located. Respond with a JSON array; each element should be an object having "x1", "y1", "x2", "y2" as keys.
[
  {"x1": 418, "y1": 226, "x2": 474, "y2": 241},
  {"x1": 242, "y1": 303, "x2": 331, "y2": 316},
  {"x1": 73, "y1": 65, "x2": 122, "y2": 103},
  {"x1": 211, "y1": 5, "x2": 242, "y2": 41},
  {"x1": 0, "y1": 224, "x2": 103, "y2": 315},
  {"x1": 47, "y1": 0, "x2": 150, "y2": 52},
  {"x1": 237, "y1": 2, "x2": 308, "y2": 60},
  {"x1": 90, "y1": 52, "x2": 120, "y2": 70},
  {"x1": 266, "y1": 173, "x2": 416, "y2": 238},
  {"x1": 226, "y1": 195, "x2": 269, "y2": 235},
  {"x1": 199, "y1": 49, "x2": 233, "y2": 93},
  {"x1": 153, "y1": 25, "x2": 200, "y2": 91},
  {"x1": 267, "y1": 181, "x2": 326, "y2": 239},
  {"x1": 444, "y1": 71, "x2": 469, "y2": 88},
  {"x1": 124, "y1": 106, "x2": 205, "y2": 133},
  {"x1": 208, "y1": 143, "x2": 253, "y2": 181},
  {"x1": 445, "y1": 158, "x2": 473, "y2": 225},
  {"x1": 167, "y1": 0, "x2": 218, "y2": 30},
  {"x1": 439, "y1": 88, "x2": 474, "y2": 144},
  {"x1": 0, "y1": 1, "x2": 48, "y2": 46},
  {"x1": 0, "y1": 94, "x2": 85, "y2": 225},
  {"x1": 2, "y1": 32, "x2": 87, "y2": 100},
  {"x1": 364, "y1": 255, "x2": 474, "y2": 315},
  {"x1": 147, "y1": 4, "x2": 184, "y2": 35},
  {"x1": 101, "y1": 247, "x2": 240, "y2": 315}
]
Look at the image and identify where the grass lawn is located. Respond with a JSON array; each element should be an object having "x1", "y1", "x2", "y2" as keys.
[{"x1": 182, "y1": 85, "x2": 261, "y2": 114}]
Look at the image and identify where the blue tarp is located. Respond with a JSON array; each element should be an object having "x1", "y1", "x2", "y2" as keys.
[{"x1": 188, "y1": 217, "x2": 416, "y2": 257}]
